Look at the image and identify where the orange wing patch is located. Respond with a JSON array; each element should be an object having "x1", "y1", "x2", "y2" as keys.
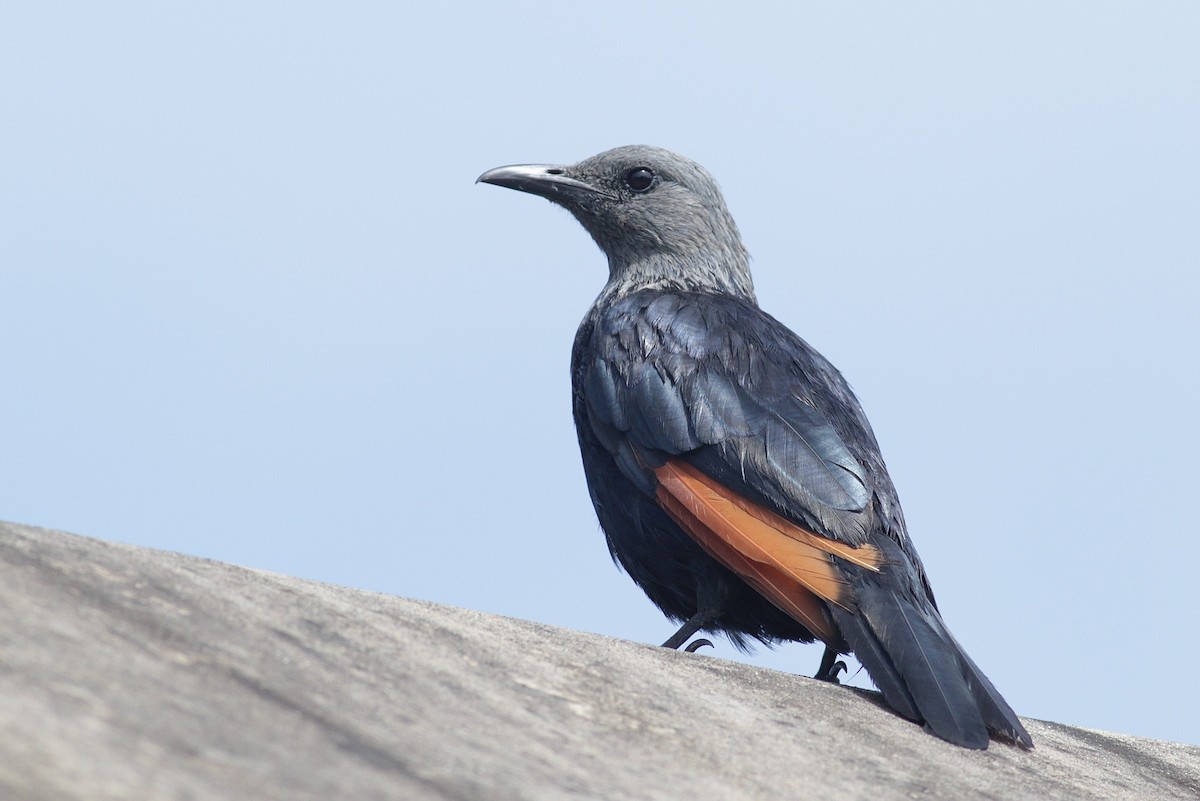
[{"x1": 653, "y1": 459, "x2": 882, "y2": 642}]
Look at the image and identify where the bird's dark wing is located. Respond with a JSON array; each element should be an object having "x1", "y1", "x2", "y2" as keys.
[
  {"x1": 581, "y1": 290, "x2": 883, "y2": 547},
  {"x1": 577, "y1": 290, "x2": 892, "y2": 639}
]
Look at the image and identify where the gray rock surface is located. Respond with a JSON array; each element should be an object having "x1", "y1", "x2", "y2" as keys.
[{"x1": 1, "y1": 521, "x2": 1196, "y2": 801}]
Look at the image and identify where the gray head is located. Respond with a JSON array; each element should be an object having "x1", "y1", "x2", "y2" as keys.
[{"x1": 478, "y1": 145, "x2": 754, "y2": 302}]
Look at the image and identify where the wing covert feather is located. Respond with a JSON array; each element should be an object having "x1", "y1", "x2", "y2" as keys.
[{"x1": 582, "y1": 291, "x2": 878, "y2": 543}]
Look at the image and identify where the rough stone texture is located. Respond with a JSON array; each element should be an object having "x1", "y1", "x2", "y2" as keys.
[{"x1": 1, "y1": 521, "x2": 1197, "y2": 801}]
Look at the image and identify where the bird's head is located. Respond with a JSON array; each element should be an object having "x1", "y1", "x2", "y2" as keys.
[{"x1": 479, "y1": 145, "x2": 754, "y2": 302}]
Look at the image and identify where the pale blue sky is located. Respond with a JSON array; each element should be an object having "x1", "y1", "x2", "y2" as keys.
[{"x1": 2, "y1": 3, "x2": 1198, "y2": 745}]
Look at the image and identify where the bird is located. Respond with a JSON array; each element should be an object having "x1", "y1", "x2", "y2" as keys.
[{"x1": 478, "y1": 145, "x2": 1032, "y2": 749}]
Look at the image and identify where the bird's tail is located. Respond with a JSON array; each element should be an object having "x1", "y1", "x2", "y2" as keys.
[{"x1": 831, "y1": 583, "x2": 1032, "y2": 749}]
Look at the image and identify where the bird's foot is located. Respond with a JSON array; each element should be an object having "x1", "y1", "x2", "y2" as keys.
[
  {"x1": 814, "y1": 660, "x2": 847, "y2": 683},
  {"x1": 683, "y1": 638, "x2": 714, "y2": 653},
  {"x1": 661, "y1": 610, "x2": 713, "y2": 649},
  {"x1": 814, "y1": 646, "x2": 847, "y2": 683}
]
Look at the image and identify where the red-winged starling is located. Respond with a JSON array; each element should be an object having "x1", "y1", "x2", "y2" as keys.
[{"x1": 478, "y1": 145, "x2": 1032, "y2": 749}]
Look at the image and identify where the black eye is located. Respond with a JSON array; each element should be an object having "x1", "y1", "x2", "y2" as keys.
[{"x1": 624, "y1": 167, "x2": 655, "y2": 193}]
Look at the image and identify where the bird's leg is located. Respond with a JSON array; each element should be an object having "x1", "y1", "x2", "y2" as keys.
[
  {"x1": 661, "y1": 610, "x2": 714, "y2": 650},
  {"x1": 814, "y1": 645, "x2": 847, "y2": 683}
]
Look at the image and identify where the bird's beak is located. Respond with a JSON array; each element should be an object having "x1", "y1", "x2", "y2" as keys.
[{"x1": 477, "y1": 164, "x2": 614, "y2": 203}]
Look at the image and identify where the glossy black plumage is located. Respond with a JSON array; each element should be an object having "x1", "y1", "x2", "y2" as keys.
[{"x1": 479, "y1": 146, "x2": 1031, "y2": 749}]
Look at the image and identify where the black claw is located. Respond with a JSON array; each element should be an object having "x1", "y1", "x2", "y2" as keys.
[
  {"x1": 683, "y1": 638, "x2": 714, "y2": 653},
  {"x1": 661, "y1": 610, "x2": 713, "y2": 649},
  {"x1": 815, "y1": 646, "x2": 848, "y2": 683},
  {"x1": 819, "y1": 661, "x2": 847, "y2": 683}
]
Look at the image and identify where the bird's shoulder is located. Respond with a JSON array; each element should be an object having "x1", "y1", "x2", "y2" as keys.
[{"x1": 577, "y1": 289, "x2": 848, "y2": 403}]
